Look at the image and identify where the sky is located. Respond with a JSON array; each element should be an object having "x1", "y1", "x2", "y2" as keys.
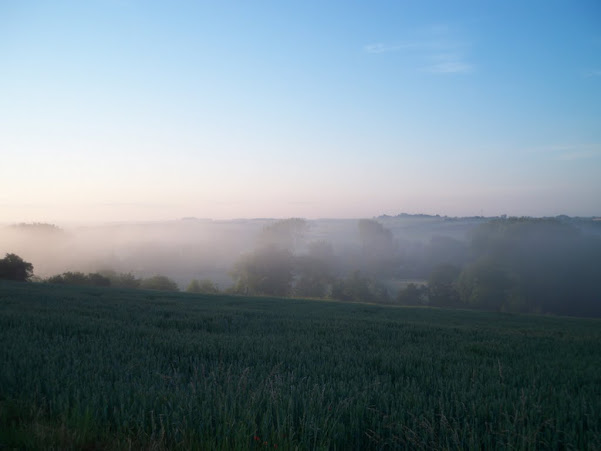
[{"x1": 1, "y1": 0, "x2": 600, "y2": 223}]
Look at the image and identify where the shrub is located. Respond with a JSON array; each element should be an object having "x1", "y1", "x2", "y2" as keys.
[
  {"x1": 0, "y1": 253, "x2": 34, "y2": 281},
  {"x1": 140, "y1": 275, "x2": 179, "y2": 292}
]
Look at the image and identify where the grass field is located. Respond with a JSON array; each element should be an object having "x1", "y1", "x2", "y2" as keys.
[{"x1": 1, "y1": 281, "x2": 600, "y2": 450}]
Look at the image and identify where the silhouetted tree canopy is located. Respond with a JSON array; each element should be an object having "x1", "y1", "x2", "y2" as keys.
[
  {"x1": 47, "y1": 271, "x2": 110, "y2": 287},
  {"x1": 0, "y1": 253, "x2": 34, "y2": 281}
]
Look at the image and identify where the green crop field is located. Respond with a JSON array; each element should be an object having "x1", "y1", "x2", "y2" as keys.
[{"x1": 1, "y1": 281, "x2": 600, "y2": 450}]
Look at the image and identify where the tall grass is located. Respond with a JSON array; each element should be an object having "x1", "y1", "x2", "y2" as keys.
[{"x1": 1, "y1": 280, "x2": 600, "y2": 449}]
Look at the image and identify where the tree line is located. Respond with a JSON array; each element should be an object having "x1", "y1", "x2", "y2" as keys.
[
  {"x1": 2, "y1": 216, "x2": 600, "y2": 317},
  {"x1": 0, "y1": 255, "x2": 220, "y2": 295}
]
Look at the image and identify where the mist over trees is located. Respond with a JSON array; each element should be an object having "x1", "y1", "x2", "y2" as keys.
[
  {"x1": 455, "y1": 218, "x2": 601, "y2": 316},
  {"x1": 357, "y1": 219, "x2": 397, "y2": 276},
  {"x1": 228, "y1": 216, "x2": 601, "y2": 316},
  {"x1": 98, "y1": 270, "x2": 141, "y2": 289},
  {"x1": 187, "y1": 279, "x2": 219, "y2": 294},
  {"x1": 293, "y1": 241, "x2": 335, "y2": 298},
  {"x1": 1, "y1": 215, "x2": 600, "y2": 317}
]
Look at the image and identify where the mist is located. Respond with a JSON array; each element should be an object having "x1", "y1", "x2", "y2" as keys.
[
  {"x1": 2, "y1": 214, "x2": 600, "y2": 317},
  {"x1": 0, "y1": 215, "x2": 478, "y2": 286}
]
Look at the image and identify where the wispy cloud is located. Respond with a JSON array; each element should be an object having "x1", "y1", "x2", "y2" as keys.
[
  {"x1": 583, "y1": 69, "x2": 601, "y2": 78},
  {"x1": 363, "y1": 41, "x2": 424, "y2": 54},
  {"x1": 554, "y1": 150, "x2": 601, "y2": 161},
  {"x1": 364, "y1": 43, "x2": 401, "y2": 54},
  {"x1": 529, "y1": 145, "x2": 574, "y2": 153},
  {"x1": 529, "y1": 144, "x2": 601, "y2": 161},
  {"x1": 363, "y1": 25, "x2": 474, "y2": 75},
  {"x1": 424, "y1": 53, "x2": 473, "y2": 74}
]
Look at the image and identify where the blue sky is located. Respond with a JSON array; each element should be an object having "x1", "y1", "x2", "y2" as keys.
[{"x1": 1, "y1": 0, "x2": 600, "y2": 222}]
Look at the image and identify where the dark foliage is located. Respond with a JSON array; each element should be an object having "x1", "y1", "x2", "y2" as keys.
[
  {"x1": 397, "y1": 283, "x2": 428, "y2": 305},
  {"x1": 98, "y1": 270, "x2": 141, "y2": 289},
  {"x1": 230, "y1": 245, "x2": 294, "y2": 297},
  {"x1": 428, "y1": 264, "x2": 462, "y2": 307},
  {"x1": 186, "y1": 279, "x2": 219, "y2": 294},
  {"x1": 140, "y1": 275, "x2": 179, "y2": 292},
  {"x1": 47, "y1": 271, "x2": 111, "y2": 287},
  {"x1": 293, "y1": 241, "x2": 335, "y2": 298},
  {"x1": 331, "y1": 270, "x2": 390, "y2": 303},
  {"x1": 0, "y1": 253, "x2": 34, "y2": 281},
  {"x1": 444, "y1": 218, "x2": 601, "y2": 316}
]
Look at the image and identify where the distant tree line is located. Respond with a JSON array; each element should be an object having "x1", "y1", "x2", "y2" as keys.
[
  {"x1": 228, "y1": 217, "x2": 601, "y2": 317},
  {"x1": 394, "y1": 218, "x2": 601, "y2": 317},
  {"x1": 45, "y1": 271, "x2": 181, "y2": 292},
  {"x1": 2, "y1": 217, "x2": 600, "y2": 317}
]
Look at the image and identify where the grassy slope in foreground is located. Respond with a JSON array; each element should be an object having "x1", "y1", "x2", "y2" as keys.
[{"x1": 0, "y1": 281, "x2": 600, "y2": 450}]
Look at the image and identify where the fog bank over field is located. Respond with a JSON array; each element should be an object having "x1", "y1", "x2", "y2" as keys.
[
  {"x1": 2, "y1": 214, "x2": 600, "y2": 290},
  {"x1": 2, "y1": 213, "x2": 601, "y2": 318},
  {"x1": 1, "y1": 215, "x2": 486, "y2": 285}
]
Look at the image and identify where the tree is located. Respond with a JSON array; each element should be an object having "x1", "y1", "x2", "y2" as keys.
[
  {"x1": 258, "y1": 218, "x2": 308, "y2": 252},
  {"x1": 140, "y1": 275, "x2": 179, "y2": 292},
  {"x1": 330, "y1": 271, "x2": 390, "y2": 304},
  {"x1": 427, "y1": 264, "x2": 461, "y2": 307},
  {"x1": 230, "y1": 245, "x2": 294, "y2": 296},
  {"x1": 465, "y1": 217, "x2": 601, "y2": 316},
  {"x1": 0, "y1": 253, "x2": 34, "y2": 281},
  {"x1": 46, "y1": 271, "x2": 111, "y2": 286},
  {"x1": 293, "y1": 241, "x2": 335, "y2": 298},
  {"x1": 47, "y1": 271, "x2": 89, "y2": 285},
  {"x1": 358, "y1": 219, "x2": 393, "y2": 252},
  {"x1": 457, "y1": 260, "x2": 514, "y2": 311},
  {"x1": 397, "y1": 283, "x2": 427, "y2": 305},
  {"x1": 424, "y1": 236, "x2": 469, "y2": 270},
  {"x1": 98, "y1": 270, "x2": 140, "y2": 289},
  {"x1": 357, "y1": 219, "x2": 398, "y2": 276},
  {"x1": 187, "y1": 278, "x2": 220, "y2": 294},
  {"x1": 87, "y1": 272, "x2": 111, "y2": 287}
]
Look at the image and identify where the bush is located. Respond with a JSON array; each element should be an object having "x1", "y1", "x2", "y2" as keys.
[
  {"x1": 87, "y1": 273, "x2": 111, "y2": 287},
  {"x1": 98, "y1": 270, "x2": 141, "y2": 289},
  {"x1": 140, "y1": 275, "x2": 179, "y2": 292},
  {"x1": 397, "y1": 283, "x2": 428, "y2": 305},
  {"x1": 0, "y1": 253, "x2": 34, "y2": 281},
  {"x1": 187, "y1": 279, "x2": 219, "y2": 294},
  {"x1": 330, "y1": 271, "x2": 390, "y2": 303},
  {"x1": 47, "y1": 272, "x2": 111, "y2": 287}
]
